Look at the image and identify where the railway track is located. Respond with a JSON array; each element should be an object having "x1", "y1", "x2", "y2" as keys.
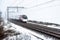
[{"x1": 9, "y1": 19, "x2": 60, "y2": 39}]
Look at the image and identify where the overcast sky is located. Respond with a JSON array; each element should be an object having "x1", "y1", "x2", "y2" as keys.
[{"x1": 0, "y1": 0, "x2": 60, "y2": 24}]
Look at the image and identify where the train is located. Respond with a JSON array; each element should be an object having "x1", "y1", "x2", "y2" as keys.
[
  {"x1": 10, "y1": 14, "x2": 28, "y2": 23},
  {"x1": 18, "y1": 15, "x2": 28, "y2": 23}
]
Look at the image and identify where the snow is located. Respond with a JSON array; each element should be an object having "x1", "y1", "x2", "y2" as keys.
[
  {"x1": 28, "y1": 22, "x2": 60, "y2": 29},
  {"x1": 3, "y1": 20, "x2": 57, "y2": 40},
  {"x1": 0, "y1": 0, "x2": 60, "y2": 39},
  {"x1": 3, "y1": 21, "x2": 43, "y2": 40}
]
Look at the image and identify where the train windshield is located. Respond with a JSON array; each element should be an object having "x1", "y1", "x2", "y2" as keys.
[{"x1": 22, "y1": 15, "x2": 28, "y2": 19}]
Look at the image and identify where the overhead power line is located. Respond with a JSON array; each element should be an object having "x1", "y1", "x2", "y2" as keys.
[
  {"x1": 38, "y1": 4, "x2": 60, "y2": 10},
  {"x1": 25, "y1": 0, "x2": 55, "y2": 9}
]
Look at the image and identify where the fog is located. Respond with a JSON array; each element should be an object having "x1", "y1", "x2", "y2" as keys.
[{"x1": 0, "y1": 0, "x2": 60, "y2": 24}]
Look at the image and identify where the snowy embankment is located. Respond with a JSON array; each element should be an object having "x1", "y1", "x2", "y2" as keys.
[
  {"x1": 27, "y1": 21, "x2": 60, "y2": 29},
  {"x1": 3, "y1": 20, "x2": 43, "y2": 40},
  {"x1": 3, "y1": 20, "x2": 58, "y2": 40}
]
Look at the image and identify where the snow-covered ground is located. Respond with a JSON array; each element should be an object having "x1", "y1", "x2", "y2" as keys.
[
  {"x1": 2, "y1": 20, "x2": 59, "y2": 40},
  {"x1": 3, "y1": 20, "x2": 43, "y2": 40},
  {"x1": 28, "y1": 22, "x2": 60, "y2": 29}
]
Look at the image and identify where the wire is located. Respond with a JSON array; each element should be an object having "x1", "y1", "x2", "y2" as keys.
[
  {"x1": 39, "y1": 4, "x2": 60, "y2": 10},
  {"x1": 25, "y1": 0, "x2": 55, "y2": 9}
]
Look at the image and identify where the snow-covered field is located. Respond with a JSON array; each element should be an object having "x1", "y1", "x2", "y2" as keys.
[
  {"x1": 3, "y1": 20, "x2": 43, "y2": 40},
  {"x1": 2, "y1": 20, "x2": 59, "y2": 40},
  {"x1": 28, "y1": 22, "x2": 60, "y2": 29}
]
